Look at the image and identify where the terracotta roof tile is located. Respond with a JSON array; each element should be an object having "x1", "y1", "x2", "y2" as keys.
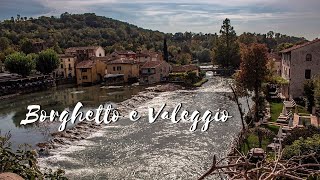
[
  {"x1": 141, "y1": 61, "x2": 164, "y2": 68},
  {"x1": 76, "y1": 60, "x2": 95, "y2": 68},
  {"x1": 280, "y1": 39, "x2": 320, "y2": 53},
  {"x1": 172, "y1": 65, "x2": 199, "y2": 73}
]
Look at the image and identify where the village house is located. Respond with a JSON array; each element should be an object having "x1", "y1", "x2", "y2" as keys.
[
  {"x1": 140, "y1": 60, "x2": 171, "y2": 84},
  {"x1": 111, "y1": 50, "x2": 136, "y2": 60},
  {"x1": 54, "y1": 54, "x2": 76, "y2": 79},
  {"x1": 76, "y1": 60, "x2": 107, "y2": 85},
  {"x1": 171, "y1": 64, "x2": 200, "y2": 76},
  {"x1": 65, "y1": 46, "x2": 105, "y2": 61},
  {"x1": 136, "y1": 50, "x2": 163, "y2": 63},
  {"x1": 267, "y1": 52, "x2": 281, "y2": 76},
  {"x1": 280, "y1": 39, "x2": 320, "y2": 99},
  {"x1": 106, "y1": 59, "x2": 139, "y2": 83}
]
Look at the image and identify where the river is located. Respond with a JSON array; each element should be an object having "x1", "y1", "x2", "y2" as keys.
[{"x1": 0, "y1": 74, "x2": 249, "y2": 179}]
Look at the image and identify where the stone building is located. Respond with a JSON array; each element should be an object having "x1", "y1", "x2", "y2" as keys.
[
  {"x1": 54, "y1": 54, "x2": 76, "y2": 79},
  {"x1": 65, "y1": 46, "x2": 105, "y2": 61},
  {"x1": 280, "y1": 39, "x2": 320, "y2": 99},
  {"x1": 106, "y1": 59, "x2": 139, "y2": 83},
  {"x1": 140, "y1": 60, "x2": 171, "y2": 84},
  {"x1": 76, "y1": 60, "x2": 107, "y2": 85}
]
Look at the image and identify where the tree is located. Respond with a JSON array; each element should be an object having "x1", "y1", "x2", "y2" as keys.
[
  {"x1": 4, "y1": 52, "x2": 35, "y2": 76},
  {"x1": 215, "y1": 18, "x2": 240, "y2": 68},
  {"x1": 19, "y1": 38, "x2": 34, "y2": 54},
  {"x1": 163, "y1": 38, "x2": 169, "y2": 62},
  {"x1": 303, "y1": 80, "x2": 315, "y2": 113},
  {"x1": 36, "y1": 49, "x2": 59, "y2": 74},
  {"x1": 236, "y1": 43, "x2": 268, "y2": 122},
  {"x1": 315, "y1": 77, "x2": 320, "y2": 122},
  {"x1": 0, "y1": 37, "x2": 10, "y2": 51}
]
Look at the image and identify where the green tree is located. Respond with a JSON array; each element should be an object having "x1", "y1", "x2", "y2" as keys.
[
  {"x1": 4, "y1": 52, "x2": 35, "y2": 76},
  {"x1": 0, "y1": 37, "x2": 10, "y2": 51},
  {"x1": 36, "y1": 49, "x2": 59, "y2": 74},
  {"x1": 304, "y1": 80, "x2": 315, "y2": 113},
  {"x1": 215, "y1": 18, "x2": 240, "y2": 68},
  {"x1": 19, "y1": 38, "x2": 34, "y2": 54},
  {"x1": 163, "y1": 38, "x2": 169, "y2": 62},
  {"x1": 236, "y1": 43, "x2": 268, "y2": 122}
]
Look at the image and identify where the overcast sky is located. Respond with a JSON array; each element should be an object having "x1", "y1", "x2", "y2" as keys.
[{"x1": 0, "y1": 0, "x2": 319, "y2": 40}]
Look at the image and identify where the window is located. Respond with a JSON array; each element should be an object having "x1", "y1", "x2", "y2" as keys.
[
  {"x1": 306, "y1": 54, "x2": 312, "y2": 61},
  {"x1": 82, "y1": 76, "x2": 88, "y2": 80},
  {"x1": 68, "y1": 58, "x2": 70, "y2": 62},
  {"x1": 99, "y1": 53, "x2": 102, "y2": 57},
  {"x1": 81, "y1": 69, "x2": 87, "y2": 72},
  {"x1": 117, "y1": 66, "x2": 121, "y2": 71},
  {"x1": 113, "y1": 67, "x2": 116, "y2": 71},
  {"x1": 305, "y1": 69, "x2": 311, "y2": 79},
  {"x1": 60, "y1": 64, "x2": 63, "y2": 68}
]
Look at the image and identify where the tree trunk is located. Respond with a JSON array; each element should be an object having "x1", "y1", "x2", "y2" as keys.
[{"x1": 254, "y1": 85, "x2": 259, "y2": 122}]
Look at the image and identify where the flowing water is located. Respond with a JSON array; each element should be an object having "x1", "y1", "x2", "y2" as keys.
[
  {"x1": 0, "y1": 74, "x2": 250, "y2": 179},
  {"x1": 38, "y1": 75, "x2": 249, "y2": 180}
]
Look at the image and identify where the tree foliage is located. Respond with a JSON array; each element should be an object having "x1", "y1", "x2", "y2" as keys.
[
  {"x1": 236, "y1": 43, "x2": 268, "y2": 121},
  {"x1": 4, "y1": 52, "x2": 35, "y2": 76},
  {"x1": 36, "y1": 49, "x2": 59, "y2": 74},
  {"x1": 215, "y1": 18, "x2": 240, "y2": 68},
  {"x1": 304, "y1": 80, "x2": 315, "y2": 113}
]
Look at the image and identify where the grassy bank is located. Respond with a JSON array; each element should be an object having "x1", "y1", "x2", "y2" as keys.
[
  {"x1": 270, "y1": 102, "x2": 283, "y2": 122},
  {"x1": 193, "y1": 78, "x2": 208, "y2": 87}
]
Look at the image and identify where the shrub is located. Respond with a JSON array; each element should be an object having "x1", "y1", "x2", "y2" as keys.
[{"x1": 0, "y1": 132, "x2": 67, "y2": 179}]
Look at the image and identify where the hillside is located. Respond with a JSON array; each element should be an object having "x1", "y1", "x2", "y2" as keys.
[{"x1": 0, "y1": 13, "x2": 308, "y2": 63}]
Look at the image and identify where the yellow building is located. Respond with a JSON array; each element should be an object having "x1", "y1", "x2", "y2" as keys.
[
  {"x1": 76, "y1": 60, "x2": 107, "y2": 85},
  {"x1": 106, "y1": 59, "x2": 139, "y2": 83},
  {"x1": 54, "y1": 54, "x2": 76, "y2": 79}
]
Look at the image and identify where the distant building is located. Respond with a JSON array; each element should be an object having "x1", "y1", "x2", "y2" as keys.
[
  {"x1": 136, "y1": 50, "x2": 163, "y2": 64},
  {"x1": 267, "y1": 52, "x2": 281, "y2": 76},
  {"x1": 111, "y1": 50, "x2": 136, "y2": 60},
  {"x1": 140, "y1": 61, "x2": 171, "y2": 84},
  {"x1": 54, "y1": 54, "x2": 76, "y2": 79},
  {"x1": 280, "y1": 39, "x2": 320, "y2": 99},
  {"x1": 171, "y1": 64, "x2": 200, "y2": 76},
  {"x1": 65, "y1": 46, "x2": 105, "y2": 61},
  {"x1": 106, "y1": 59, "x2": 139, "y2": 83},
  {"x1": 76, "y1": 60, "x2": 107, "y2": 85},
  {"x1": 32, "y1": 40, "x2": 46, "y2": 53}
]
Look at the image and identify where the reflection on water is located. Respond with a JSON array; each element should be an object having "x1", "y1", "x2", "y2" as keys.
[
  {"x1": 0, "y1": 84, "x2": 146, "y2": 149},
  {"x1": 39, "y1": 76, "x2": 251, "y2": 180}
]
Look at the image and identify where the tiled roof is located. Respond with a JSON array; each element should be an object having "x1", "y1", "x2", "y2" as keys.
[
  {"x1": 92, "y1": 55, "x2": 116, "y2": 62},
  {"x1": 114, "y1": 50, "x2": 136, "y2": 55},
  {"x1": 58, "y1": 54, "x2": 76, "y2": 58},
  {"x1": 108, "y1": 59, "x2": 137, "y2": 64},
  {"x1": 141, "y1": 61, "x2": 164, "y2": 68},
  {"x1": 280, "y1": 39, "x2": 320, "y2": 53},
  {"x1": 267, "y1": 53, "x2": 281, "y2": 62},
  {"x1": 172, "y1": 65, "x2": 199, "y2": 73},
  {"x1": 76, "y1": 60, "x2": 95, "y2": 68},
  {"x1": 66, "y1": 46, "x2": 101, "y2": 52}
]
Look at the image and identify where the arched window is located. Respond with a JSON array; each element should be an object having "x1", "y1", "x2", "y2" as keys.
[{"x1": 306, "y1": 54, "x2": 312, "y2": 61}]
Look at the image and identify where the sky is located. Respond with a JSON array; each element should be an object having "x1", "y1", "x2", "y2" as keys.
[{"x1": 0, "y1": 0, "x2": 319, "y2": 40}]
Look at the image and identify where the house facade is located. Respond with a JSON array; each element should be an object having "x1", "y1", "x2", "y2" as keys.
[
  {"x1": 171, "y1": 64, "x2": 200, "y2": 76},
  {"x1": 54, "y1": 54, "x2": 76, "y2": 79},
  {"x1": 267, "y1": 53, "x2": 281, "y2": 76},
  {"x1": 140, "y1": 61, "x2": 171, "y2": 84},
  {"x1": 280, "y1": 39, "x2": 320, "y2": 99},
  {"x1": 65, "y1": 46, "x2": 105, "y2": 61},
  {"x1": 106, "y1": 59, "x2": 139, "y2": 83},
  {"x1": 76, "y1": 60, "x2": 107, "y2": 85},
  {"x1": 111, "y1": 50, "x2": 136, "y2": 60}
]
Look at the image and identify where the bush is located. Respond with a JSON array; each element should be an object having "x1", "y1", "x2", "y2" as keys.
[
  {"x1": 283, "y1": 126, "x2": 320, "y2": 146},
  {"x1": 283, "y1": 134, "x2": 320, "y2": 163},
  {"x1": 4, "y1": 52, "x2": 35, "y2": 76},
  {"x1": 0, "y1": 132, "x2": 67, "y2": 179}
]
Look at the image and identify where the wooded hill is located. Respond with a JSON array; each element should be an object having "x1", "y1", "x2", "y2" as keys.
[{"x1": 0, "y1": 13, "x2": 308, "y2": 63}]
